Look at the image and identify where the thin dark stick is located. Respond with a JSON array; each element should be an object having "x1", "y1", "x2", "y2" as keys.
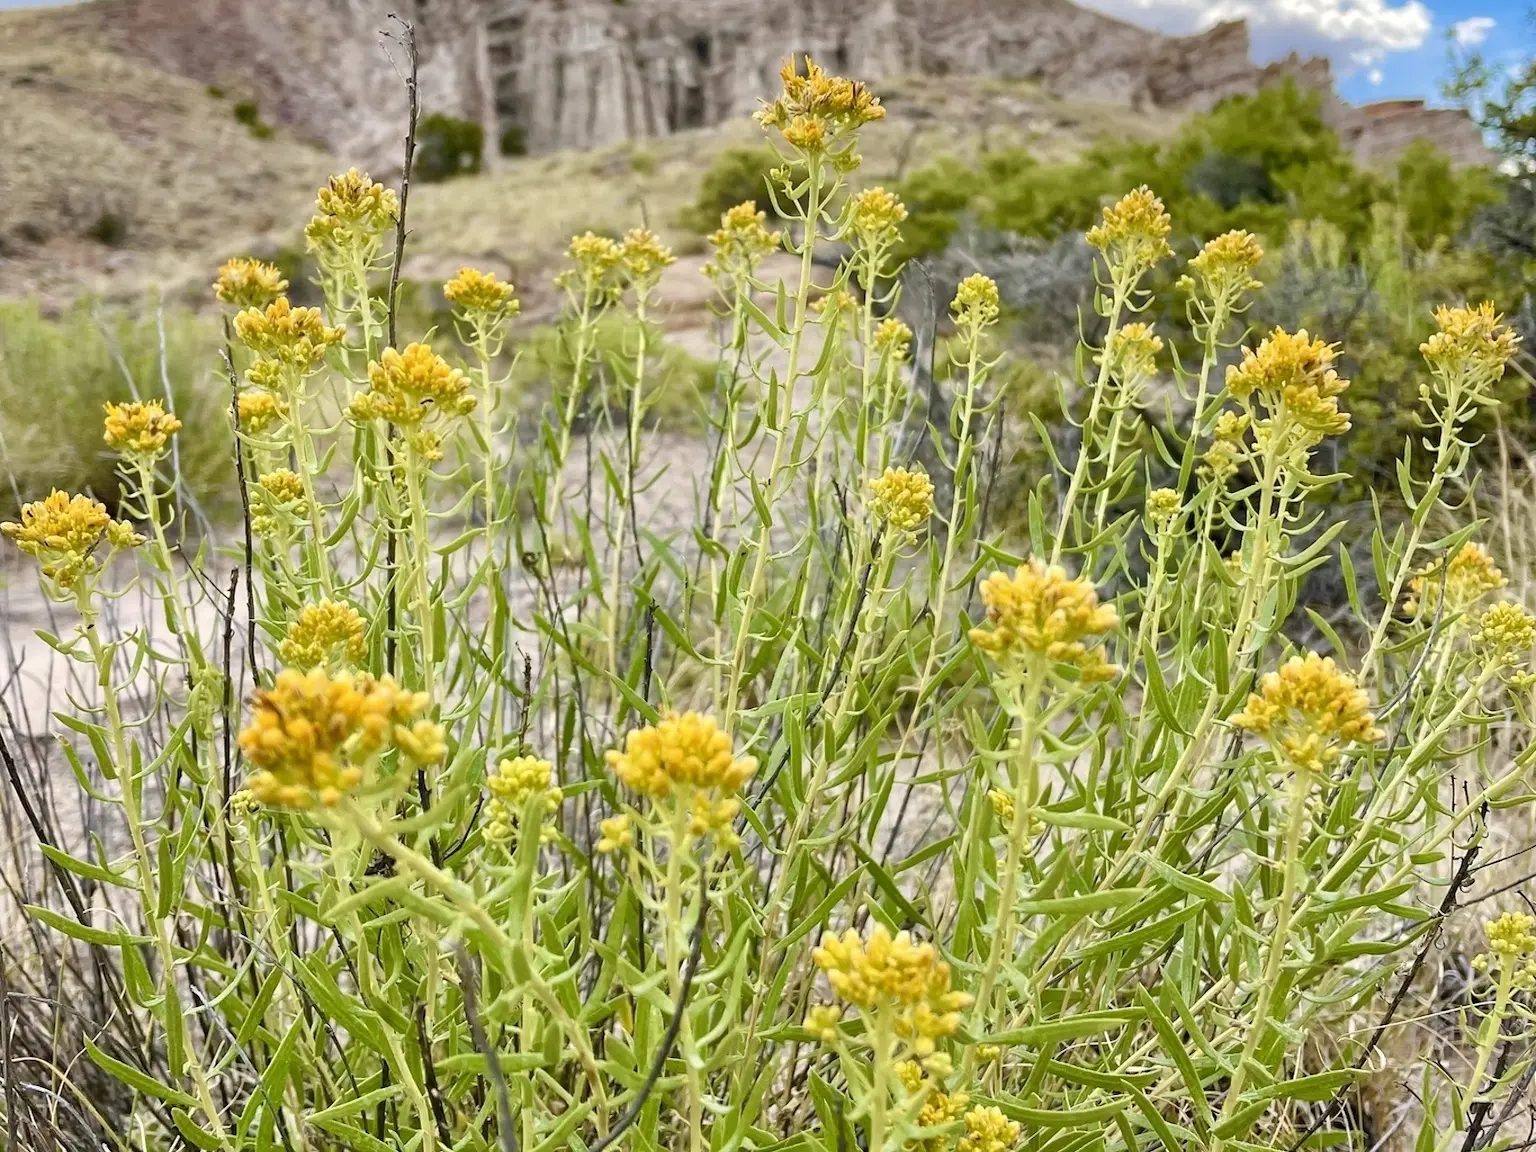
[
  {"x1": 1287, "y1": 824, "x2": 1484, "y2": 1150},
  {"x1": 222, "y1": 341, "x2": 259, "y2": 688},
  {"x1": 415, "y1": 1000, "x2": 453, "y2": 1149},
  {"x1": 588, "y1": 868, "x2": 710, "y2": 1152},
  {"x1": 455, "y1": 944, "x2": 519, "y2": 1152},
  {"x1": 385, "y1": 15, "x2": 419, "y2": 352}
]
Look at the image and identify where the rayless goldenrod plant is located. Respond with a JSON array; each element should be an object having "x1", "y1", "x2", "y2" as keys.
[{"x1": 8, "y1": 51, "x2": 1536, "y2": 1152}]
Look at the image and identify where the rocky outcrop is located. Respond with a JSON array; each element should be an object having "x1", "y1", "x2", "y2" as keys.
[{"x1": 99, "y1": 0, "x2": 1493, "y2": 170}]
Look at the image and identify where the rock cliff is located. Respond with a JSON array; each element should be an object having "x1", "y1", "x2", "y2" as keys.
[{"x1": 99, "y1": 0, "x2": 1491, "y2": 170}]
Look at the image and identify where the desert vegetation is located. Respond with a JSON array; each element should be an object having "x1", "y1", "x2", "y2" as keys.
[{"x1": 4, "y1": 47, "x2": 1536, "y2": 1152}]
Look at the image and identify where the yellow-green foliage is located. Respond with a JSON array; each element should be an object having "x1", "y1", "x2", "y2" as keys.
[{"x1": 5, "y1": 58, "x2": 1536, "y2": 1152}]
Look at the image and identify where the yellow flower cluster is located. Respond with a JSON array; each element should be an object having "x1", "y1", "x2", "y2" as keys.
[
  {"x1": 707, "y1": 201, "x2": 782, "y2": 279},
  {"x1": 956, "y1": 1107, "x2": 1020, "y2": 1152},
  {"x1": 1146, "y1": 487, "x2": 1182, "y2": 532},
  {"x1": 350, "y1": 343, "x2": 477, "y2": 431},
  {"x1": 605, "y1": 711, "x2": 756, "y2": 799},
  {"x1": 987, "y1": 788, "x2": 1014, "y2": 824},
  {"x1": 850, "y1": 186, "x2": 908, "y2": 248},
  {"x1": 1100, "y1": 322, "x2": 1162, "y2": 383},
  {"x1": 812, "y1": 925, "x2": 971, "y2": 1057},
  {"x1": 235, "y1": 298, "x2": 345, "y2": 376},
  {"x1": 1182, "y1": 230, "x2": 1264, "y2": 301},
  {"x1": 1487, "y1": 911, "x2": 1536, "y2": 957},
  {"x1": 1232, "y1": 653, "x2": 1383, "y2": 773},
  {"x1": 1226, "y1": 328, "x2": 1351, "y2": 443},
  {"x1": 2, "y1": 491, "x2": 141, "y2": 590},
  {"x1": 250, "y1": 470, "x2": 306, "y2": 537},
  {"x1": 102, "y1": 400, "x2": 183, "y2": 460},
  {"x1": 951, "y1": 274, "x2": 1001, "y2": 331},
  {"x1": 897, "y1": 1062, "x2": 969, "y2": 1152},
  {"x1": 305, "y1": 168, "x2": 399, "y2": 262},
  {"x1": 236, "y1": 390, "x2": 288, "y2": 435},
  {"x1": 755, "y1": 56, "x2": 885, "y2": 153},
  {"x1": 596, "y1": 812, "x2": 634, "y2": 854},
  {"x1": 279, "y1": 600, "x2": 367, "y2": 670},
  {"x1": 969, "y1": 560, "x2": 1120, "y2": 680},
  {"x1": 618, "y1": 228, "x2": 677, "y2": 291},
  {"x1": 874, "y1": 318, "x2": 914, "y2": 360},
  {"x1": 561, "y1": 231, "x2": 624, "y2": 295},
  {"x1": 1420, "y1": 302, "x2": 1519, "y2": 389},
  {"x1": 868, "y1": 467, "x2": 935, "y2": 534},
  {"x1": 484, "y1": 755, "x2": 564, "y2": 846},
  {"x1": 213, "y1": 257, "x2": 289, "y2": 309},
  {"x1": 1085, "y1": 187, "x2": 1173, "y2": 278},
  {"x1": 443, "y1": 267, "x2": 520, "y2": 321},
  {"x1": 239, "y1": 669, "x2": 442, "y2": 809},
  {"x1": 1474, "y1": 601, "x2": 1536, "y2": 665},
  {"x1": 1200, "y1": 411, "x2": 1251, "y2": 482},
  {"x1": 1403, "y1": 542, "x2": 1506, "y2": 619}
]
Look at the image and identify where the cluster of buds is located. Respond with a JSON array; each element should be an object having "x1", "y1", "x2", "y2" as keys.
[
  {"x1": 483, "y1": 755, "x2": 564, "y2": 847},
  {"x1": 102, "y1": 400, "x2": 182, "y2": 463},
  {"x1": 2, "y1": 491, "x2": 142, "y2": 594},
  {"x1": 895, "y1": 1061, "x2": 969, "y2": 1152},
  {"x1": 235, "y1": 297, "x2": 345, "y2": 381},
  {"x1": 278, "y1": 600, "x2": 368, "y2": 670},
  {"x1": 213, "y1": 257, "x2": 289, "y2": 310},
  {"x1": 1200, "y1": 411, "x2": 1252, "y2": 484},
  {"x1": 1233, "y1": 653, "x2": 1383, "y2": 774},
  {"x1": 1086, "y1": 187, "x2": 1173, "y2": 284},
  {"x1": 1178, "y1": 230, "x2": 1264, "y2": 308},
  {"x1": 1145, "y1": 487, "x2": 1183, "y2": 535},
  {"x1": 236, "y1": 390, "x2": 288, "y2": 437},
  {"x1": 617, "y1": 229, "x2": 676, "y2": 296},
  {"x1": 250, "y1": 470, "x2": 307, "y2": 538},
  {"x1": 1420, "y1": 302, "x2": 1520, "y2": 407},
  {"x1": 1226, "y1": 328, "x2": 1351, "y2": 453},
  {"x1": 444, "y1": 267, "x2": 520, "y2": 329},
  {"x1": 1473, "y1": 601, "x2": 1536, "y2": 670},
  {"x1": 605, "y1": 712, "x2": 756, "y2": 844},
  {"x1": 969, "y1": 560, "x2": 1120, "y2": 682},
  {"x1": 238, "y1": 669, "x2": 444, "y2": 809},
  {"x1": 1472, "y1": 911, "x2": 1536, "y2": 992},
  {"x1": 951, "y1": 275, "x2": 1001, "y2": 336},
  {"x1": 809, "y1": 925, "x2": 971, "y2": 1064},
  {"x1": 868, "y1": 467, "x2": 935, "y2": 537},
  {"x1": 1403, "y1": 542, "x2": 1506, "y2": 621},
  {"x1": 1098, "y1": 322, "x2": 1163, "y2": 391},
  {"x1": 305, "y1": 168, "x2": 399, "y2": 270},
  {"x1": 705, "y1": 201, "x2": 782, "y2": 282},
  {"x1": 349, "y1": 343, "x2": 477, "y2": 462},
  {"x1": 556, "y1": 231, "x2": 625, "y2": 303}
]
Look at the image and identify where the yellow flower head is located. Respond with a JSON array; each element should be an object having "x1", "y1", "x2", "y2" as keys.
[
  {"x1": 812, "y1": 925, "x2": 971, "y2": 1056},
  {"x1": 805, "y1": 1003, "x2": 844, "y2": 1045},
  {"x1": 1184, "y1": 230, "x2": 1264, "y2": 301},
  {"x1": 1403, "y1": 542, "x2": 1506, "y2": 619},
  {"x1": 1225, "y1": 328, "x2": 1351, "y2": 442},
  {"x1": 443, "y1": 267, "x2": 520, "y2": 321},
  {"x1": 238, "y1": 669, "x2": 440, "y2": 809},
  {"x1": 957, "y1": 1107, "x2": 1021, "y2": 1152},
  {"x1": 1, "y1": 490, "x2": 140, "y2": 589},
  {"x1": 1486, "y1": 911, "x2": 1536, "y2": 957},
  {"x1": 1200, "y1": 411, "x2": 1251, "y2": 482},
  {"x1": 969, "y1": 559, "x2": 1120, "y2": 680},
  {"x1": 849, "y1": 186, "x2": 908, "y2": 248},
  {"x1": 250, "y1": 469, "x2": 307, "y2": 537},
  {"x1": 236, "y1": 390, "x2": 288, "y2": 435},
  {"x1": 618, "y1": 228, "x2": 676, "y2": 291},
  {"x1": 868, "y1": 467, "x2": 935, "y2": 535},
  {"x1": 909, "y1": 1078, "x2": 971, "y2": 1152},
  {"x1": 484, "y1": 754, "x2": 564, "y2": 846},
  {"x1": 1233, "y1": 653, "x2": 1383, "y2": 773},
  {"x1": 604, "y1": 711, "x2": 756, "y2": 799},
  {"x1": 755, "y1": 56, "x2": 884, "y2": 152},
  {"x1": 234, "y1": 297, "x2": 345, "y2": 375},
  {"x1": 1085, "y1": 187, "x2": 1173, "y2": 278},
  {"x1": 873, "y1": 317, "x2": 914, "y2": 361},
  {"x1": 707, "y1": 201, "x2": 782, "y2": 279},
  {"x1": 987, "y1": 787, "x2": 1014, "y2": 824},
  {"x1": 305, "y1": 168, "x2": 399, "y2": 261},
  {"x1": 1099, "y1": 322, "x2": 1163, "y2": 383},
  {"x1": 1146, "y1": 487, "x2": 1182, "y2": 532},
  {"x1": 350, "y1": 343, "x2": 476, "y2": 429},
  {"x1": 279, "y1": 600, "x2": 367, "y2": 670},
  {"x1": 951, "y1": 274, "x2": 1001, "y2": 331},
  {"x1": 1421, "y1": 302, "x2": 1519, "y2": 388},
  {"x1": 1474, "y1": 601, "x2": 1536, "y2": 665},
  {"x1": 102, "y1": 400, "x2": 183, "y2": 460},
  {"x1": 214, "y1": 257, "x2": 289, "y2": 309},
  {"x1": 596, "y1": 812, "x2": 634, "y2": 854},
  {"x1": 558, "y1": 231, "x2": 625, "y2": 298}
]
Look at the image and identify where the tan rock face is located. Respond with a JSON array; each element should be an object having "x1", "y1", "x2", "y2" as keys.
[{"x1": 102, "y1": 0, "x2": 1492, "y2": 170}]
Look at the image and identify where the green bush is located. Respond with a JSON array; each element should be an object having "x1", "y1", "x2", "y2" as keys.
[
  {"x1": 688, "y1": 146, "x2": 782, "y2": 231},
  {"x1": 232, "y1": 99, "x2": 274, "y2": 139},
  {"x1": 416, "y1": 113, "x2": 484, "y2": 183},
  {"x1": 0, "y1": 299, "x2": 233, "y2": 520}
]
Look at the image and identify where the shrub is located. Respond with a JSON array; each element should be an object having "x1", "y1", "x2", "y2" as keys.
[
  {"x1": 416, "y1": 112, "x2": 485, "y2": 182},
  {"x1": 231, "y1": 98, "x2": 274, "y2": 139},
  {"x1": 3, "y1": 61, "x2": 1535, "y2": 1152},
  {"x1": 688, "y1": 145, "x2": 782, "y2": 230}
]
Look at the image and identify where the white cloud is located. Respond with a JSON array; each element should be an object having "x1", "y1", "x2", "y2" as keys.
[
  {"x1": 1075, "y1": 0, "x2": 1433, "y2": 73},
  {"x1": 1451, "y1": 16, "x2": 1496, "y2": 47},
  {"x1": 1368, "y1": 68, "x2": 1385, "y2": 84}
]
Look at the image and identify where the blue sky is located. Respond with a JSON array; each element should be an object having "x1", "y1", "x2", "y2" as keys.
[
  {"x1": 1077, "y1": 0, "x2": 1534, "y2": 103},
  {"x1": 2, "y1": 0, "x2": 1529, "y2": 105}
]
